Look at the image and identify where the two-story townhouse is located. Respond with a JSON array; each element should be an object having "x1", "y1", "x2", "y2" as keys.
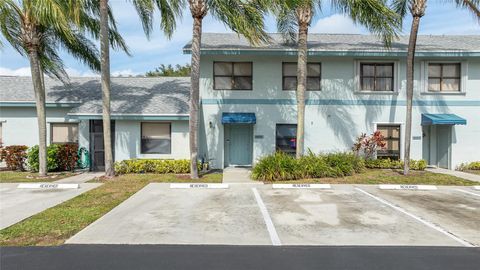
[{"x1": 184, "y1": 33, "x2": 480, "y2": 170}]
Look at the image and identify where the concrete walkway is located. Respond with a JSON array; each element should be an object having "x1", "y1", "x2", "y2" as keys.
[
  {"x1": 55, "y1": 172, "x2": 103, "y2": 184},
  {"x1": 426, "y1": 168, "x2": 480, "y2": 182},
  {"x1": 222, "y1": 167, "x2": 256, "y2": 183}
]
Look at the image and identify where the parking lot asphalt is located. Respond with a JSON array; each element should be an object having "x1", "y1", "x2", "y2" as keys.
[
  {"x1": 66, "y1": 183, "x2": 479, "y2": 246},
  {"x1": 0, "y1": 183, "x2": 101, "y2": 229}
]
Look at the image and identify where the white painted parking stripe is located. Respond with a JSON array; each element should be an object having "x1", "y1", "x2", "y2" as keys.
[
  {"x1": 355, "y1": 187, "x2": 475, "y2": 247},
  {"x1": 454, "y1": 189, "x2": 480, "y2": 198},
  {"x1": 170, "y1": 183, "x2": 229, "y2": 189},
  {"x1": 272, "y1": 184, "x2": 331, "y2": 189},
  {"x1": 474, "y1": 186, "x2": 480, "y2": 190},
  {"x1": 379, "y1": 184, "x2": 437, "y2": 190},
  {"x1": 252, "y1": 188, "x2": 281, "y2": 246}
]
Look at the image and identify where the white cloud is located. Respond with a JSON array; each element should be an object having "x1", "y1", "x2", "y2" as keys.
[
  {"x1": 310, "y1": 14, "x2": 365, "y2": 34},
  {"x1": 111, "y1": 69, "x2": 140, "y2": 77},
  {"x1": 0, "y1": 66, "x2": 31, "y2": 76}
]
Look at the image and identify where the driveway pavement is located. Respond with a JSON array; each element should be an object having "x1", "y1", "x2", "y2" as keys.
[
  {"x1": 0, "y1": 183, "x2": 101, "y2": 229},
  {"x1": 67, "y1": 183, "x2": 480, "y2": 246}
]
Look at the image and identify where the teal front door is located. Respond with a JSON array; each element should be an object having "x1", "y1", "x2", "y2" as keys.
[{"x1": 225, "y1": 125, "x2": 253, "y2": 167}]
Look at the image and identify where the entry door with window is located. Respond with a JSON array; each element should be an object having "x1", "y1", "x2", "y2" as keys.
[
  {"x1": 89, "y1": 120, "x2": 115, "y2": 171},
  {"x1": 224, "y1": 125, "x2": 253, "y2": 167}
]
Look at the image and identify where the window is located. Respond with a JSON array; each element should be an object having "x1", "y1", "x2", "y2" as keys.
[
  {"x1": 360, "y1": 63, "x2": 394, "y2": 91},
  {"x1": 51, "y1": 123, "x2": 78, "y2": 144},
  {"x1": 276, "y1": 124, "x2": 297, "y2": 155},
  {"x1": 0, "y1": 123, "x2": 3, "y2": 145},
  {"x1": 213, "y1": 62, "x2": 252, "y2": 90},
  {"x1": 282, "y1": 63, "x2": 321, "y2": 90},
  {"x1": 428, "y1": 63, "x2": 461, "y2": 92},
  {"x1": 377, "y1": 125, "x2": 401, "y2": 160},
  {"x1": 141, "y1": 122, "x2": 171, "y2": 154}
]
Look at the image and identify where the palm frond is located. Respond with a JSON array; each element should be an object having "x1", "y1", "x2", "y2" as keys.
[{"x1": 452, "y1": 0, "x2": 480, "y2": 21}]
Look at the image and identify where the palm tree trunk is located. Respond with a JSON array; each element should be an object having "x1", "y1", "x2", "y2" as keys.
[
  {"x1": 100, "y1": 0, "x2": 115, "y2": 177},
  {"x1": 189, "y1": 15, "x2": 202, "y2": 179},
  {"x1": 403, "y1": 16, "x2": 421, "y2": 176},
  {"x1": 27, "y1": 49, "x2": 47, "y2": 176},
  {"x1": 295, "y1": 22, "x2": 308, "y2": 159}
]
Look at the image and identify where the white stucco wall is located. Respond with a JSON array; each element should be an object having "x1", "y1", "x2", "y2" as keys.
[
  {"x1": 199, "y1": 55, "x2": 480, "y2": 169},
  {"x1": 114, "y1": 120, "x2": 190, "y2": 162}
]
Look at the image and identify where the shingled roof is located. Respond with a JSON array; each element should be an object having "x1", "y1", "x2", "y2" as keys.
[
  {"x1": 0, "y1": 76, "x2": 190, "y2": 116},
  {"x1": 183, "y1": 33, "x2": 480, "y2": 54}
]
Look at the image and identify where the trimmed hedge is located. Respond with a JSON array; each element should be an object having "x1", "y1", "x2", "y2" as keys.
[
  {"x1": 0, "y1": 145, "x2": 29, "y2": 171},
  {"x1": 364, "y1": 158, "x2": 427, "y2": 170},
  {"x1": 457, "y1": 161, "x2": 480, "y2": 171},
  {"x1": 114, "y1": 159, "x2": 193, "y2": 174},
  {"x1": 252, "y1": 152, "x2": 365, "y2": 181},
  {"x1": 27, "y1": 144, "x2": 79, "y2": 172}
]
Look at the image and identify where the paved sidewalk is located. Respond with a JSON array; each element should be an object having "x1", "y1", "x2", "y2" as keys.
[
  {"x1": 55, "y1": 172, "x2": 103, "y2": 184},
  {"x1": 426, "y1": 168, "x2": 480, "y2": 182},
  {"x1": 222, "y1": 167, "x2": 256, "y2": 183}
]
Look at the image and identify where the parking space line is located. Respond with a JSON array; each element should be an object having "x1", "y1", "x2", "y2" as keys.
[
  {"x1": 355, "y1": 187, "x2": 475, "y2": 247},
  {"x1": 252, "y1": 188, "x2": 281, "y2": 246},
  {"x1": 454, "y1": 189, "x2": 480, "y2": 198}
]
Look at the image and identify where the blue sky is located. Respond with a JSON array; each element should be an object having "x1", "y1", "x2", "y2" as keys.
[{"x1": 1, "y1": 0, "x2": 479, "y2": 77}]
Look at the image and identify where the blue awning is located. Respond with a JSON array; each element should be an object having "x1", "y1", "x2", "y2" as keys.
[
  {"x1": 421, "y1": 114, "x2": 467, "y2": 126},
  {"x1": 221, "y1": 113, "x2": 256, "y2": 124}
]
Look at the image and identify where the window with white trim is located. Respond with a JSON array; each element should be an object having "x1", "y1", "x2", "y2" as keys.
[
  {"x1": 428, "y1": 63, "x2": 461, "y2": 92},
  {"x1": 282, "y1": 62, "x2": 321, "y2": 90},
  {"x1": 360, "y1": 63, "x2": 394, "y2": 92},
  {"x1": 376, "y1": 125, "x2": 401, "y2": 160},
  {"x1": 141, "y1": 122, "x2": 171, "y2": 154},
  {"x1": 51, "y1": 123, "x2": 78, "y2": 144}
]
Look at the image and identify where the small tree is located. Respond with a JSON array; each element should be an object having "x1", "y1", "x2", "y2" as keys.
[{"x1": 353, "y1": 131, "x2": 386, "y2": 159}]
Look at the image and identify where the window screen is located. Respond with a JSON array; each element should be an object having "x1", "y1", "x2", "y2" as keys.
[
  {"x1": 51, "y1": 123, "x2": 78, "y2": 144},
  {"x1": 141, "y1": 122, "x2": 171, "y2": 154},
  {"x1": 428, "y1": 63, "x2": 461, "y2": 92},
  {"x1": 282, "y1": 63, "x2": 321, "y2": 91},
  {"x1": 214, "y1": 62, "x2": 253, "y2": 90},
  {"x1": 376, "y1": 125, "x2": 401, "y2": 160},
  {"x1": 360, "y1": 63, "x2": 394, "y2": 91},
  {"x1": 276, "y1": 124, "x2": 297, "y2": 155}
]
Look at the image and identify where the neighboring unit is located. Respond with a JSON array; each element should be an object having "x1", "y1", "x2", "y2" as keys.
[
  {"x1": 183, "y1": 33, "x2": 480, "y2": 170},
  {"x1": 0, "y1": 77, "x2": 190, "y2": 170}
]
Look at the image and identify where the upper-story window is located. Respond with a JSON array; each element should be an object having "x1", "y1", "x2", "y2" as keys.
[
  {"x1": 428, "y1": 63, "x2": 461, "y2": 92},
  {"x1": 213, "y1": 62, "x2": 252, "y2": 90},
  {"x1": 360, "y1": 63, "x2": 394, "y2": 92},
  {"x1": 282, "y1": 62, "x2": 321, "y2": 91}
]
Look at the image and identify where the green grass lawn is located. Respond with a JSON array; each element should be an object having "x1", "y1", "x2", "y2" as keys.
[
  {"x1": 262, "y1": 169, "x2": 477, "y2": 186},
  {"x1": 0, "y1": 172, "x2": 222, "y2": 246},
  {"x1": 0, "y1": 171, "x2": 77, "y2": 183}
]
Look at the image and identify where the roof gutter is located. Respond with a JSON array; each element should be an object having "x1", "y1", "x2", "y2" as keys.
[
  {"x1": 0, "y1": 101, "x2": 80, "y2": 108},
  {"x1": 67, "y1": 113, "x2": 189, "y2": 121}
]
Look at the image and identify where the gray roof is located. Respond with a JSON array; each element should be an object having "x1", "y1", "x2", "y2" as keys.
[
  {"x1": 0, "y1": 76, "x2": 190, "y2": 115},
  {"x1": 184, "y1": 33, "x2": 480, "y2": 53}
]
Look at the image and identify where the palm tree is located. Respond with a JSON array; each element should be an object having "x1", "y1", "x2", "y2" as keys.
[
  {"x1": 0, "y1": 0, "x2": 126, "y2": 176},
  {"x1": 97, "y1": 0, "x2": 183, "y2": 177},
  {"x1": 187, "y1": 0, "x2": 269, "y2": 179},
  {"x1": 392, "y1": 0, "x2": 480, "y2": 175},
  {"x1": 273, "y1": 0, "x2": 400, "y2": 158}
]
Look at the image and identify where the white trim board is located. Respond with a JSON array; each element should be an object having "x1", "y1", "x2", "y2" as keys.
[{"x1": 379, "y1": 184, "x2": 437, "y2": 190}]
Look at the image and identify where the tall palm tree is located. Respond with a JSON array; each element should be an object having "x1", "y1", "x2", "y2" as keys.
[
  {"x1": 97, "y1": 0, "x2": 183, "y2": 177},
  {"x1": 392, "y1": 0, "x2": 480, "y2": 175},
  {"x1": 273, "y1": 0, "x2": 400, "y2": 158},
  {"x1": 0, "y1": 0, "x2": 126, "y2": 176},
  {"x1": 188, "y1": 0, "x2": 269, "y2": 179}
]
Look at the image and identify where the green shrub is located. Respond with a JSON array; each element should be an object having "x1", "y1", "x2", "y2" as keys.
[
  {"x1": 114, "y1": 159, "x2": 193, "y2": 174},
  {"x1": 252, "y1": 152, "x2": 365, "y2": 181},
  {"x1": 57, "y1": 144, "x2": 79, "y2": 171},
  {"x1": 457, "y1": 161, "x2": 480, "y2": 171},
  {"x1": 27, "y1": 144, "x2": 60, "y2": 172},
  {"x1": 364, "y1": 158, "x2": 426, "y2": 170},
  {"x1": 0, "y1": 145, "x2": 29, "y2": 171}
]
